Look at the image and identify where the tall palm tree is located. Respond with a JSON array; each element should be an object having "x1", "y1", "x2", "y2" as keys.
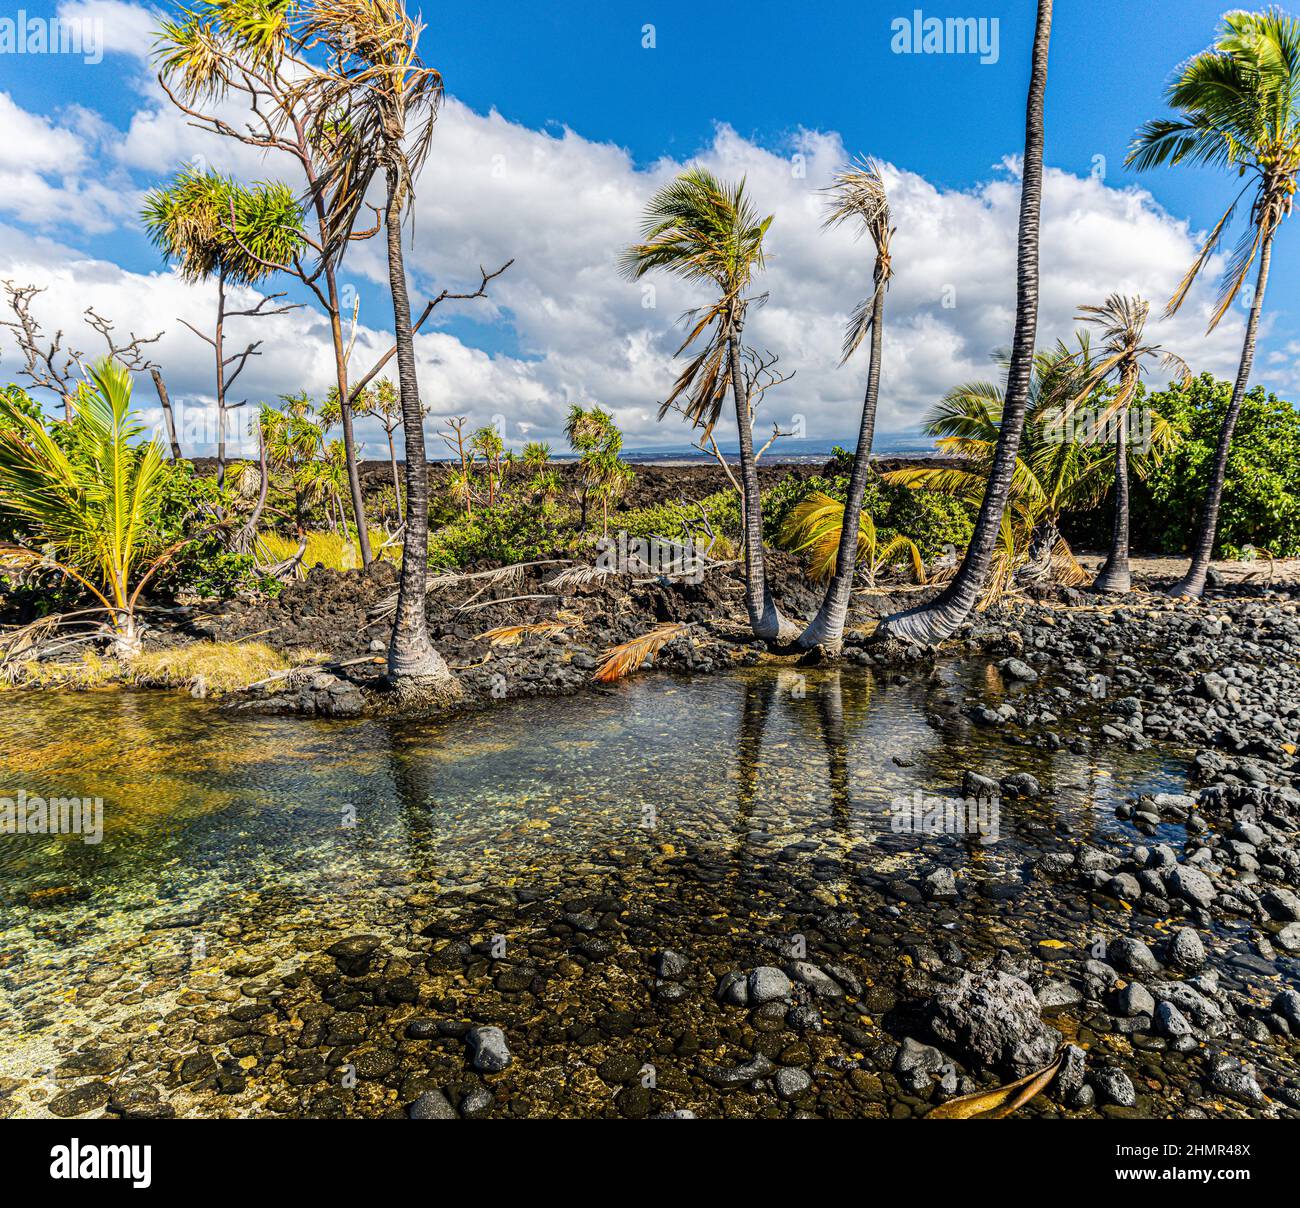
[
  {"x1": 300, "y1": 0, "x2": 455, "y2": 701},
  {"x1": 622, "y1": 168, "x2": 794, "y2": 643},
  {"x1": 1128, "y1": 8, "x2": 1300, "y2": 598},
  {"x1": 1070, "y1": 295, "x2": 1189, "y2": 593},
  {"x1": 878, "y1": 0, "x2": 1053, "y2": 644},
  {"x1": 796, "y1": 160, "x2": 893, "y2": 653}
]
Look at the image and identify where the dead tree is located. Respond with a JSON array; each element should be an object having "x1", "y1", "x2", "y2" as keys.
[
  {"x1": 178, "y1": 289, "x2": 298, "y2": 488},
  {"x1": 669, "y1": 347, "x2": 795, "y2": 510}
]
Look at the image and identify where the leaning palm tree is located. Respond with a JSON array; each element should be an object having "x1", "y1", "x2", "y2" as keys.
[
  {"x1": 0, "y1": 359, "x2": 174, "y2": 657},
  {"x1": 1069, "y1": 295, "x2": 1189, "y2": 593},
  {"x1": 878, "y1": 0, "x2": 1053, "y2": 644},
  {"x1": 796, "y1": 159, "x2": 893, "y2": 653},
  {"x1": 299, "y1": 0, "x2": 456, "y2": 702},
  {"x1": 1128, "y1": 8, "x2": 1300, "y2": 598},
  {"x1": 622, "y1": 168, "x2": 794, "y2": 643}
]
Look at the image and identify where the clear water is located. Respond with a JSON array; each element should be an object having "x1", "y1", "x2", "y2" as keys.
[{"x1": 0, "y1": 663, "x2": 1190, "y2": 1110}]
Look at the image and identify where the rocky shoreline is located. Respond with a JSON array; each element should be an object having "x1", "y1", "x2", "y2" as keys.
[{"x1": 3, "y1": 567, "x2": 1299, "y2": 1119}]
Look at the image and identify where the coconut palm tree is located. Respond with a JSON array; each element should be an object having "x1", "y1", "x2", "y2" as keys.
[
  {"x1": 796, "y1": 159, "x2": 893, "y2": 653},
  {"x1": 1128, "y1": 8, "x2": 1300, "y2": 598},
  {"x1": 142, "y1": 168, "x2": 302, "y2": 488},
  {"x1": 882, "y1": 342, "x2": 1173, "y2": 587},
  {"x1": 878, "y1": 0, "x2": 1053, "y2": 644},
  {"x1": 778, "y1": 490, "x2": 925, "y2": 588},
  {"x1": 622, "y1": 168, "x2": 794, "y2": 643},
  {"x1": 0, "y1": 359, "x2": 173, "y2": 656},
  {"x1": 299, "y1": 0, "x2": 455, "y2": 701},
  {"x1": 1069, "y1": 295, "x2": 1189, "y2": 593}
]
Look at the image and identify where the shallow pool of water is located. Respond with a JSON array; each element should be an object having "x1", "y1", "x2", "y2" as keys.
[{"x1": 0, "y1": 662, "x2": 1193, "y2": 1116}]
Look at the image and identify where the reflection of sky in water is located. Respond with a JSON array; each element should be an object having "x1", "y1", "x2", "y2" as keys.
[{"x1": 0, "y1": 665, "x2": 1188, "y2": 1035}]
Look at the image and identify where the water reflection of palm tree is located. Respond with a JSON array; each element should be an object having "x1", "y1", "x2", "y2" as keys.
[
  {"x1": 734, "y1": 673, "x2": 778, "y2": 831},
  {"x1": 386, "y1": 724, "x2": 441, "y2": 882},
  {"x1": 733, "y1": 669, "x2": 874, "y2": 837},
  {"x1": 814, "y1": 670, "x2": 851, "y2": 832}
]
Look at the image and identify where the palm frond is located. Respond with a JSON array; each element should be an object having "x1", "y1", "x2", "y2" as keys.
[{"x1": 593, "y1": 622, "x2": 689, "y2": 682}]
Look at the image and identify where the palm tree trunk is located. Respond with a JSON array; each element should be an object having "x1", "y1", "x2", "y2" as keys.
[
  {"x1": 383, "y1": 164, "x2": 456, "y2": 699},
  {"x1": 797, "y1": 283, "x2": 885, "y2": 652},
  {"x1": 1093, "y1": 407, "x2": 1132, "y2": 593},
  {"x1": 729, "y1": 313, "x2": 794, "y2": 643},
  {"x1": 215, "y1": 272, "x2": 227, "y2": 491},
  {"x1": 878, "y1": 0, "x2": 1052, "y2": 644},
  {"x1": 1169, "y1": 232, "x2": 1273, "y2": 598},
  {"x1": 324, "y1": 264, "x2": 374, "y2": 568}
]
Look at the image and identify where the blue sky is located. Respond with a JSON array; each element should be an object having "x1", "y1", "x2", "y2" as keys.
[{"x1": 0, "y1": 1, "x2": 1294, "y2": 453}]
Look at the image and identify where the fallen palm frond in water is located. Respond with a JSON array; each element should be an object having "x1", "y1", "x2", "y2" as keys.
[
  {"x1": 474, "y1": 621, "x2": 569, "y2": 647},
  {"x1": 925, "y1": 1049, "x2": 1065, "y2": 1120},
  {"x1": 593, "y1": 622, "x2": 689, "y2": 683}
]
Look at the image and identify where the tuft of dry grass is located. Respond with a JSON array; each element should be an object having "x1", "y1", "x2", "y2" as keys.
[
  {"x1": 129, "y1": 642, "x2": 326, "y2": 694},
  {"x1": 260, "y1": 530, "x2": 398, "y2": 571},
  {"x1": 5, "y1": 641, "x2": 326, "y2": 696}
]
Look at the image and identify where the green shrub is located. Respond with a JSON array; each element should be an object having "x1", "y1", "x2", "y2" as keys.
[
  {"x1": 762, "y1": 452, "x2": 976, "y2": 564},
  {"x1": 427, "y1": 498, "x2": 574, "y2": 567},
  {"x1": 1133, "y1": 375, "x2": 1300, "y2": 558},
  {"x1": 620, "y1": 490, "x2": 740, "y2": 542}
]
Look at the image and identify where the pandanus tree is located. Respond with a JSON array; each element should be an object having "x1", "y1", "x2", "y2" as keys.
[
  {"x1": 156, "y1": 0, "x2": 380, "y2": 566},
  {"x1": 142, "y1": 167, "x2": 303, "y2": 489},
  {"x1": 1069, "y1": 295, "x2": 1189, "y2": 593},
  {"x1": 1128, "y1": 7, "x2": 1300, "y2": 598},
  {"x1": 622, "y1": 168, "x2": 794, "y2": 642},
  {"x1": 298, "y1": 0, "x2": 456, "y2": 701},
  {"x1": 878, "y1": 0, "x2": 1053, "y2": 644},
  {"x1": 359, "y1": 377, "x2": 404, "y2": 522},
  {"x1": 795, "y1": 159, "x2": 893, "y2": 653}
]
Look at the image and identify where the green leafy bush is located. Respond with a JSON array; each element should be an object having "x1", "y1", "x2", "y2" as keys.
[
  {"x1": 764, "y1": 451, "x2": 976, "y2": 563},
  {"x1": 1132, "y1": 375, "x2": 1300, "y2": 558},
  {"x1": 619, "y1": 490, "x2": 740, "y2": 542},
  {"x1": 427, "y1": 498, "x2": 573, "y2": 567}
]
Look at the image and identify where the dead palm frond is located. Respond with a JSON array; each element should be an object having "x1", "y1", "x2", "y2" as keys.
[
  {"x1": 926, "y1": 1049, "x2": 1065, "y2": 1120},
  {"x1": 474, "y1": 622, "x2": 568, "y2": 647},
  {"x1": 546, "y1": 564, "x2": 615, "y2": 592},
  {"x1": 593, "y1": 622, "x2": 690, "y2": 683}
]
